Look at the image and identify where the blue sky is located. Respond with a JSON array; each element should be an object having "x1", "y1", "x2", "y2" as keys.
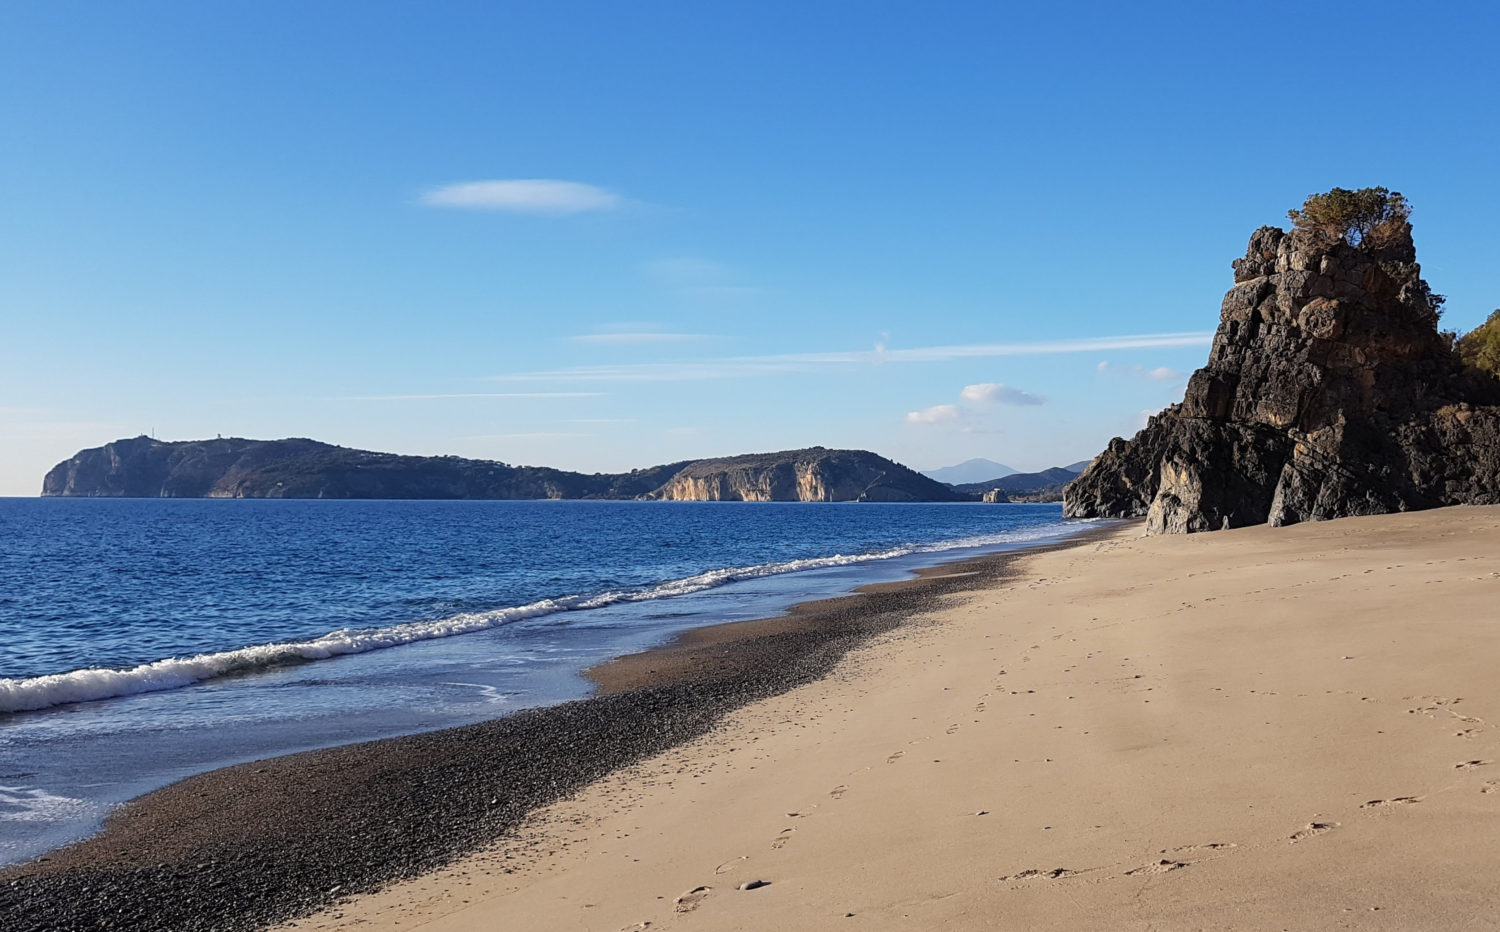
[{"x1": 3, "y1": 2, "x2": 1498, "y2": 494}]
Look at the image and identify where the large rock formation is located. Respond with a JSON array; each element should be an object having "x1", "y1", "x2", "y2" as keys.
[
  {"x1": 645, "y1": 448, "x2": 963, "y2": 502},
  {"x1": 1065, "y1": 222, "x2": 1500, "y2": 533},
  {"x1": 42, "y1": 438, "x2": 961, "y2": 503}
]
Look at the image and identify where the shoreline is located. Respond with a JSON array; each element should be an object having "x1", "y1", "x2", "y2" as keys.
[{"x1": 0, "y1": 523, "x2": 1121, "y2": 932}]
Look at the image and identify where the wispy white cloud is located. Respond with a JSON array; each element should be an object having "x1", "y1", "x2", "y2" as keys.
[
  {"x1": 1097, "y1": 361, "x2": 1187, "y2": 382},
  {"x1": 1137, "y1": 404, "x2": 1171, "y2": 428},
  {"x1": 461, "y1": 432, "x2": 592, "y2": 440},
  {"x1": 909, "y1": 380, "x2": 1043, "y2": 430},
  {"x1": 644, "y1": 257, "x2": 734, "y2": 286},
  {"x1": 419, "y1": 179, "x2": 621, "y2": 214},
  {"x1": 567, "y1": 331, "x2": 709, "y2": 346},
  {"x1": 490, "y1": 332, "x2": 1213, "y2": 383},
  {"x1": 959, "y1": 382, "x2": 1045, "y2": 406},
  {"x1": 906, "y1": 404, "x2": 961, "y2": 424},
  {"x1": 340, "y1": 392, "x2": 605, "y2": 401},
  {"x1": 643, "y1": 257, "x2": 759, "y2": 302}
]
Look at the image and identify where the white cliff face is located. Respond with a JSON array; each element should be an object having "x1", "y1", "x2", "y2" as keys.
[
  {"x1": 644, "y1": 450, "x2": 955, "y2": 502},
  {"x1": 651, "y1": 466, "x2": 813, "y2": 501}
]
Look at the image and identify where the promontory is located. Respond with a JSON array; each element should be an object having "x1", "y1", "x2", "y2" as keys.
[{"x1": 41, "y1": 437, "x2": 966, "y2": 503}]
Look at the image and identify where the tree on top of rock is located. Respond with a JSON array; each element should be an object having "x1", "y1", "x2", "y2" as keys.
[{"x1": 1287, "y1": 186, "x2": 1411, "y2": 248}]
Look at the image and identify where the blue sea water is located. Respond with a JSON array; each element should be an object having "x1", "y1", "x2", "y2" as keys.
[{"x1": 0, "y1": 498, "x2": 1089, "y2": 865}]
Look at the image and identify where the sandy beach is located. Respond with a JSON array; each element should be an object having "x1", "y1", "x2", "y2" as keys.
[{"x1": 283, "y1": 506, "x2": 1500, "y2": 931}]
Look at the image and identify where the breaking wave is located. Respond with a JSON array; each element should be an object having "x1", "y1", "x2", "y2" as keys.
[{"x1": 0, "y1": 523, "x2": 1076, "y2": 714}]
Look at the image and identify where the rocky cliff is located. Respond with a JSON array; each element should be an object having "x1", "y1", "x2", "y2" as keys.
[
  {"x1": 645, "y1": 448, "x2": 964, "y2": 502},
  {"x1": 42, "y1": 438, "x2": 959, "y2": 503},
  {"x1": 1065, "y1": 220, "x2": 1500, "y2": 533}
]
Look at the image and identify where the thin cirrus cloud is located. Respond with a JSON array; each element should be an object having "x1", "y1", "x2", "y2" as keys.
[
  {"x1": 1097, "y1": 361, "x2": 1186, "y2": 381},
  {"x1": 567, "y1": 331, "x2": 709, "y2": 346},
  {"x1": 461, "y1": 432, "x2": 592, "y2": 441},
  {"x1": 419, "y1": 179, "x2": 622, "y2": 214},
  {"x1": 338, "y1": 392, "x2": 605, "y2": 401},
  {"x1": 644, "y1": 257, "x2": 734, "y2": 286},
  {"x1": 489, "y1": 332, "x2": 1213, "y2": 383},
  {"x1": 644, "y1": 257, "x2": 760, "y2": 302}
]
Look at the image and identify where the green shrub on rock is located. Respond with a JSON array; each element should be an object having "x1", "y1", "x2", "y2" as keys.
[
  {"x1": 1287, "y1": 186, "x2": 1412, "y2": 248},
  {"x1": 1457, "y1": 309, "x2": 1500, "y2": 377}
]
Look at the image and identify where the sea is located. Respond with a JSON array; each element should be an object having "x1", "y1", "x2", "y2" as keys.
[{"x1": 0, "y1": 497, "x2": 1091, "y2": 866}]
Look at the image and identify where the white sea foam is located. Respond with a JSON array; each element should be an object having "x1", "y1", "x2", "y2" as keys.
[
  {"x1": 0, "y1": 785, "x2": 101, "y2": 823},
  {"x1": 0, "y1": 522, "x2": 1077, "y2": 714}
]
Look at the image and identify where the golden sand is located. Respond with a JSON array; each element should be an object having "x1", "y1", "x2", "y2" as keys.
[{"x1": 287, "y1": 507, "x2": 1500, "y2": 931}]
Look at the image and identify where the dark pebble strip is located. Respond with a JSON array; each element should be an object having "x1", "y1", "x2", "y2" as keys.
[{"x1": 0, "y1": 529, "x2": 1113, "y2": 932}]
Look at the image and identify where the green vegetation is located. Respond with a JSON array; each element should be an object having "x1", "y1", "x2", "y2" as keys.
[
  {"x1": 1287, "y1": 186, "x2": 1411, "y2": 248},
  {"x1": 1457, "y1": 310, "x2": 1500, "y2": 377}
]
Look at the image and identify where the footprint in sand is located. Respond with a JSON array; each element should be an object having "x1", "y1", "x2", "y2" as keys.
[
  {"x1": 1289, "y1": 821, "x2": 1339, "y2": 842},
  {"x1": 1124, "y1": 859, "x2": 1188, "y2": 876},
  {"x1": 1455, "y1": 760, "x2": 1491, "y2": 771},
  {"x1": 830, "y1": 784, "x2": 848, "y2": 799},
  {"x1": 946, "y1": 723, "x2": 961, "y2": 735},
  {"x1": 1361, "y1": 797, "x2": 1421, "y2": 809},
  {"x1": 619, "y1": 922, "x2": 652, "y2": 931},
  {"x1": 771, "y1": 829, "x2": 795, "y2": 849},
  {"x1": 674, "y1": 887, "x2": 712, "y2": 913},
  {"x1": 1481, "y1": 781, "x2": 1497, "y2": 794},
  {"x1": 714, "y1": 857, "x2": 748, "y2": 875},
  {"x1": 886, "y1": 750, "x2": 905, "y2": 764},
  {"x1": 1165, "y1": 843, "x2": 1236, "y2": 855},
  {"x1": 999, "y1": 867, "x2": 1079, "y2": 882}
]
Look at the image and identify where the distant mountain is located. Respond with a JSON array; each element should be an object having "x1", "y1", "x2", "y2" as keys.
[
  {"x1": 42, "y1": 437, "x2": 964, "y2": 503},
  {"x1": 1064, "y1": 459, "x2": 1093, "y2": 473},
  {"x1": 920, "y1": 458, "x2": 1017, "y2": 485},
  {"x1": 948, "y1": 464, "x2": 1086, "y2": 503}
]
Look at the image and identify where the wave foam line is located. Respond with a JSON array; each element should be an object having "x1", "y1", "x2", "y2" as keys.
[{"x1": 0, "y1": 522, "x2": 1077, "y2": 714}]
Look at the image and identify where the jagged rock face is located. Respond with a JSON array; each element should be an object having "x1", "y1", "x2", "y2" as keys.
[
  {"x1": 646, "y1": 448, "x2": 963, "y2": 502},
  {"x1": 1065, "y1": 224, "x2": 1500, "y2": 533}
]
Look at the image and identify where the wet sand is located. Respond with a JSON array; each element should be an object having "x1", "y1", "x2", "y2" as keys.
[
  {"x1": 0, "y1": 529, "x2": 1111, "y2": 932},
  {"x1": 280, "y1": 507, "x2": 1500, "y2": 931}
]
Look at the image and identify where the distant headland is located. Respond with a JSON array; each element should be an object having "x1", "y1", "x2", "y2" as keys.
[{"x1": 41, "y1": 437, "x2": 975, "y2": 503}]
